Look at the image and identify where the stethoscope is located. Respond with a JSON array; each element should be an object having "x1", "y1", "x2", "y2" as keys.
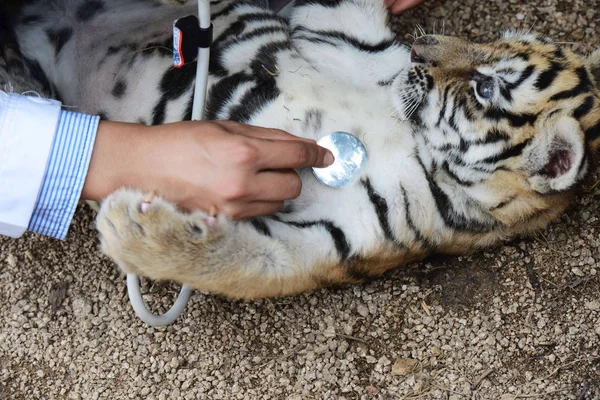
[{"x1": 126, "y1": 0, "x2": 367, "y2": 326}]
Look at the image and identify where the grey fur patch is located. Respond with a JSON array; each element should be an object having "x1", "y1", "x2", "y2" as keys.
[
  {"x1": 303, "y1": 108, "x2": 323, "y2": 132},
  {"x1": 76, "y1": 0, "x2": 104, "y2": 22}
]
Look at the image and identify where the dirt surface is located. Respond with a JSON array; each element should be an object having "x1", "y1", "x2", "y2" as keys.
[{"x1": 2, "y1": 1, "x2": 600, "y2": 399}]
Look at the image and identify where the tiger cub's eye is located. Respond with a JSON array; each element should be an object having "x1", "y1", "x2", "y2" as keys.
[{"x1": 476, "y1": 79, "x2": 495, "y2": 99}]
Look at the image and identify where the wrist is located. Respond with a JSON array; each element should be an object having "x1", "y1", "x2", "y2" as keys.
[{"x1": 81, "y1": 120, "x2": 150, "y2": 201}]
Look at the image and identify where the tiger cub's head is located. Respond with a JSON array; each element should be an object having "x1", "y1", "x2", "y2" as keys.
[{"x1": 392, "y1": 31, "x2": 600, "y2": 230}]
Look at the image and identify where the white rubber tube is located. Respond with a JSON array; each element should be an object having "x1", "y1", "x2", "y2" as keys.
[
  {"x1": 126, "y1": 0, "x2": 211, "y2": 326},
  {"x1": 127, "y1": 274, "x2": 193, "y2": 327}
]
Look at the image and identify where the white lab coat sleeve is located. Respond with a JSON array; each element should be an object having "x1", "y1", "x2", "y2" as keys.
[{"x1": 0, "y1": 91, "x2": 62, "y2": 238}]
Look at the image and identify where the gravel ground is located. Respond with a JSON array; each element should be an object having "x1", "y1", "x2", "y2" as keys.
[{"x1": 2, "y1": 1, "x2": 600, "y2": 399}]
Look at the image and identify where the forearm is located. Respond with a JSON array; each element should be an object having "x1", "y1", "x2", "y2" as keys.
[{"x1": 81, "y1": 121, "x2": 206, "y2": 209}]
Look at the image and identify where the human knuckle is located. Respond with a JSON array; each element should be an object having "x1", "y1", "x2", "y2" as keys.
[
  {"x1": 288, "y1": 176, "x2": 302, "y2": 198},
  {"x1": 293, "y1": 145, "x2": 311, "y2": 164},
  {"x1": 230, "y1": 142, "x2": 259, "y2": 165},
  {"x1": 223, "y1": 182, "x2": 248, "y2": 200}
]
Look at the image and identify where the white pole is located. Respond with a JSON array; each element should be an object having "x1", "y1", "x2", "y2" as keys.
[{"x1": 191, "y1": 0, "x2": 212, "y2": 121}]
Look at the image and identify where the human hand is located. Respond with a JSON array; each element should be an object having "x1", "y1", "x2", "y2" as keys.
[
  {"x1": 82, "y1": 120, "x2": 334, "y2": 219},
  {"x1": 385, "y1": 0, "x2": 424, "y2": 14}
]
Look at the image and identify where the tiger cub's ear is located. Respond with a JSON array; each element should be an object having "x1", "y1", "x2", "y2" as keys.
[
  {"x1": 586, "y1": 48, "x2": 600, "y2": 85},
  {"x1": 525, "y1": 115, "x2": 588, "y2": 194}
]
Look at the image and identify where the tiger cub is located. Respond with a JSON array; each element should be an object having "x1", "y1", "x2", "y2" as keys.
[{"x1": 16, "y1": 0, "x2": 600, "y2": 298}]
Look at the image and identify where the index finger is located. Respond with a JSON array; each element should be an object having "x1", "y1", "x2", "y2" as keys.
[
  {"x1": 216, "y1": 121, "x2": 317, "y2": 144},
  {"x1": 254, "y1": 138, "x2": 334, "y2": 170}
]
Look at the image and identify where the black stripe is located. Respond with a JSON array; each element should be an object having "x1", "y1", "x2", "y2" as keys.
[
  {"x1": 573, "y1": 96, "x2": 595, "y2": 120},
  {"x1": 295, "y1": 0, "x2": 345, "y2": 6},
  {"x1": 484, "y1": 108, "x2": 537, "y2": 127},
  {"x1": 426, "y1": 75, "x2": 434, "y2": 91},
  {"x1": 229, "y1": 40, "x2": 290, "y2": 122},
  {"x1": 271, "y1": 217, "x2": 351, "y2": 260},
  {"x1": 205, "y1": 72, "x2": 254, "y2": 120},
  {"x1": 360, "y1": 179, "x2": 395, "y2": 242},
  {"x1": 377, "y1": 72, "x2": 400, "y2": 87},
  {"x1": 303, "y1": 109, "x2": 324, "y2": 132},
  {"x1": 550, "y1": 67, "x2": 592, "y2": 101},
  {"x1": 183, "y1": 95, "x2": 194, "y2": 121},
  {"x1": 77, "y1": 0, "x2": 104, "y2": 22},
  {"x1": 508, "y1": 65, "x2": 535, "y2": 89},
  {"x1": 481, "y1": 139, "x2": 531, "y2": 164},
  {"x1": 294, "y1": 221, "x2": 350, "y2": 260},
  {"x1": 442, "y1": 162, "x2": 474, "y2": 186},
  {"x1": 151, "y1": 62, "x2": 197, "y2": 125},
  {"x1": 463, "y1": 96, "x2": 475, "y2": 121},
  {"x1": 111, "y1": 79, "x2": 127, "y2": 98},
  {"x1": 400, "y1": 186, "x2": 425, "y2": 242},
  {"x1": 20, "y1": 14, "x2": 43, "y2": 24},
  {"x1": 489, "y1": 196, "x2": 516, "y2": 211},
  {"x1": 292, "y1": 35, "x2": 337, "y2": 47},
  {"x1": 292, "y1": 26, "x2": 397, "y2": 53},
  {"x1": 209, "y1": 13, "x2": 285, "y2": 77},
  {"x1": 238, "y1": 26, "x2": 287, "y2": 42},
  {"x1": 585, "y1": 121, "x2": 600, "y2": 142},
  {"x1": 449, "y1": 155, "x2": 498, "y2": 173},
  {"x1": 448, "y1": 129, "x2": 509, "y2": 153},
  {"x1": 449, "y1": 111, "x2": 461, "y2": 132},
  {"x1": 209, "y1": 21, "x2": 247, "y2": 76},
  {"x1": 534, "y1": 61, "x2": 562, "y2": 90},
  {"x1": 479, "y1": 129, "x2": 510, "y2": 145},
  {"x1": 501, "y1": 65, "x2": 535, "y2": 102},
  {"x1": 211, "y1": 1, "x2": 259, "y2": 20},
  {"x1": 416, "y1": 158, "x2": 495, "y2": 232},
  {"x1": 250, "y1": 219, "x2": 271, "y2": 236},
  {"x1": 22, "y1": 57, "x2": 56, "y2": 97},
  {"x1": 228, "y1": 82, "x2": 280, "y2": 122},
  {"x1": 553, "y1": 48, "x2": 565, "y2": 60},
  {"x1": 436, "y1": 86, "x2": 451, "y2": 127},
  {"x1": 211, "y1": 3, "x2": 237, "y2": 19},
  {"x1": 46, "y1": 27, "x2": 73, "y2": 55}
]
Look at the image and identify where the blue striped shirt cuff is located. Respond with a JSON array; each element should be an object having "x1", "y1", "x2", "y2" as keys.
[{"x1": 28, "y1": 110, "x2": 100, "y2": 240}]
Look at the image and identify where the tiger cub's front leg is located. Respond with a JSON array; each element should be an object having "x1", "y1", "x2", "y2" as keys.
[
  {"x1": 96, "y1": 189, "x2": 319, "y2": 299},
  {"x1": 289, "y1": 0, "x2": 409, "y2": 85}
]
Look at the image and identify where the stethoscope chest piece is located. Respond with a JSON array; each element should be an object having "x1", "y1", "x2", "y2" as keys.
[{"x1": 312, "y1": 132, "x2": 367, "y2": 188}]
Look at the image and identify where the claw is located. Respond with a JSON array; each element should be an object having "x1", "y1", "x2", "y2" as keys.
[
  {"x1": 141, "y1": 190, "x2": 158, "y2": 214},
  {"x1": 206, "y1": 205, "x2": 218, "y2": 227}
]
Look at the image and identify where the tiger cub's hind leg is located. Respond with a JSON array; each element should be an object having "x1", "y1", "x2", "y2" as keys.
[{"x1": 96, "y1": 189, "x2": 318, "y2": 299}]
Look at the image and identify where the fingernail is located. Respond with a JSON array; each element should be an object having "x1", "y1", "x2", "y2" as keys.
[{"x1": 324, "y1": 151, "x2": 335, "y2": 166}]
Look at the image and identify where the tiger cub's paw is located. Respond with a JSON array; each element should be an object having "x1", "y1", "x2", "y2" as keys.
[{"x1": 96, "y1": 189, "x2": 228, "y2": 281}]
